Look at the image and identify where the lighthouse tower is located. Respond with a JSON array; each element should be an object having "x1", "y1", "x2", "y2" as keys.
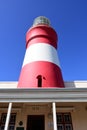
[{"x1": 18, "y1": 16, "x2": 64, "y2": 88}]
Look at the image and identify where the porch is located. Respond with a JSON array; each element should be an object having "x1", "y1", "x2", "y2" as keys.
[{"x1": 0, "y1": 88, "x2": 87, "y2": 130}]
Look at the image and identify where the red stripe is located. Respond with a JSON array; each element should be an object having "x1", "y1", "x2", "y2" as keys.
[
  {"x1": 26, "y1": 25, "x2": 58, "y2": 49},
  {"x1": 17, "y1": 61, "x2": 64, "y2": 88}
]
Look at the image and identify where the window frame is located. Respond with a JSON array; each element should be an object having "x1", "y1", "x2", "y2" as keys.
[
  {"x1": 0, "y1": 113, "x2": 16, "y2": 130},
  {"x1": 57, "y1": 112, "x2": 73, "y2": 130}
]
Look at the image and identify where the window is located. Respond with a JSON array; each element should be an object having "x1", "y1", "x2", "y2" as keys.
[
  {"x1": 1, "y1": 113, "x2": 16, "y2": 130},
  {"x1": 36, "y1": 75, "x2": 42, "y2": 87},
  {"x1": 57, "y1": 113, "x2": 73, "y2": 130}
]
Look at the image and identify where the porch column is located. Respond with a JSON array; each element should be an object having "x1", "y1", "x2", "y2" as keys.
[
  {"x1": 52, "y1": 102, "x2": 57, "y2": 130},
  {"x1": 4, "y1": 102, "x2": 12, "y2": 130}
]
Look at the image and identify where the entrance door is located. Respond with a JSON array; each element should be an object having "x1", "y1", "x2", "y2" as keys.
[{"x1": 27, "y1": 115, "x2": 45, "y2": 130}]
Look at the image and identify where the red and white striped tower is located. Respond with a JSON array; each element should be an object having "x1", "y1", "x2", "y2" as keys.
[{"x1": 18, "y1": 16, "x2": 64, "y2": 88}]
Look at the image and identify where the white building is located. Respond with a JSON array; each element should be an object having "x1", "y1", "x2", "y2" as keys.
[{"x1": 0, "y1": 81, "x2": 87, "y2": 130}]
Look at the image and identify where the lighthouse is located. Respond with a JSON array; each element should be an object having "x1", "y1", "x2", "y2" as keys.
[{"x1": 18, "y1": 16, "x2": 64, "y2": 88}]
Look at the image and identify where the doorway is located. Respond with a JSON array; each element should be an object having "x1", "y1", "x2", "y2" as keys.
[
  {"x1": 27, "y1": 115, "x2": 45, "y2": 130},
  {"x1": 36, "y1": 75, "x2": 42, "y2": 87}
]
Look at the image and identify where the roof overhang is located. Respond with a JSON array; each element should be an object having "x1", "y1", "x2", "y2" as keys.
[{"x1": 0, "y1": 88, "x2": 87, "y2": 103}]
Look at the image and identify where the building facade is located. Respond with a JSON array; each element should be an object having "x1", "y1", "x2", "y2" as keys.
[{"x1": 0, "y1": 81, "x2": 87, "y2": 130}]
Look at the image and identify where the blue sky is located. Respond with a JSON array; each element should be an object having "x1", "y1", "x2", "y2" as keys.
[{"x1": 0, "y1": 0, "x2": 87, "y2": 81}]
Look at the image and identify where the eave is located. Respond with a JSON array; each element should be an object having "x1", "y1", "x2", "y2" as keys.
[{"x1": 0, "y1": 88, "x2": 87, "y2": 103}]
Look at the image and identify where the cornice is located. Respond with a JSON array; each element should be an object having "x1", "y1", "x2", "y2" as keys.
[{"x1": 0, "y1": 88, "x2": 87, "y2": 102}]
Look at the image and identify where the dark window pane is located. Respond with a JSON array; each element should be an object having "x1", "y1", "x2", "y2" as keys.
[
  {"x1": 10, "y1": 114, "x2": 16, "y2": 124},
  {"x1": 1, "y1": 114, "x2": 6, "y2": 123},
  {"x1": 57, "y1": 114, "x2": 63, "y2": 123},
  {"x1": 57, "y1": 124, "x2": 64, "y2": 130},
  {"x1": 1, "y1": 125, "x2": 4, "y2": 130},
  {"x1": 64, "y1": 114, "x2": 71, "y2": 123},
  {"x1": 65, "y1": 124, "x2": 72, "y2": 130},
  {"x1": 9, "y1": 125, "x2": 14, "y2": 130}
]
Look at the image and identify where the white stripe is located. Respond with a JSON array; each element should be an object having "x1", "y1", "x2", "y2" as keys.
[{"x1": 23, "y1": 43, "x2": 60, "y2": 67}]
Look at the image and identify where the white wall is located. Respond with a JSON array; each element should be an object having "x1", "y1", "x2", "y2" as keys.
[{"x1": 0, "y1": 81, "x2": 87, "y2": 88}]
